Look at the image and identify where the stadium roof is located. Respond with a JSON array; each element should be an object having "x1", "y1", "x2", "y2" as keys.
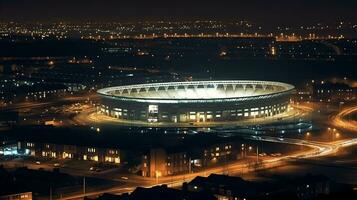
[{"x1": 97, "y1": 80, "x2": 295, "y2": 104}]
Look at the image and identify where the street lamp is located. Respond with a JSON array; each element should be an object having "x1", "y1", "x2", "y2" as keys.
[
  {"x1": 328, "y1": 127, "x2": 338, "y2": 141},
  {"x1": 339, "y1": 102, "x2": 344, "y2": 113},
  {"x1": 155, "y1": 170, "x2": 161, "y2": 184},
  {"x1": 306, "y1": 132, "x2": 310, "y2": 137},
  {"x1": 335, "y1": 132, "x2": 340, "y2": 138}
]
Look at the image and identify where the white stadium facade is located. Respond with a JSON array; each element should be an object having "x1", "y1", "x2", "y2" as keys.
[{"x1": 97, "y1": 80, "x2": 295, "y2": 123}]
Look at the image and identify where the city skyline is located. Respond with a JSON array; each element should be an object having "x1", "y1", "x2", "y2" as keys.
[{"x1": 1, "y1": 1, "x2": 357, "y2": 200}]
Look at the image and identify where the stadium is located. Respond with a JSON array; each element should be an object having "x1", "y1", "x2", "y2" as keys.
[{"x1": 96, "y1": 80, "x2": 295, "y2": 124}]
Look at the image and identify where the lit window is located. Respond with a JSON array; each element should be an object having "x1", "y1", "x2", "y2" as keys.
[{"x1": 92, "y1": 155, "x2": 98, "y2": 162}]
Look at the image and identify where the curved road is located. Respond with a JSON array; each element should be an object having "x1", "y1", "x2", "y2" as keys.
[
  {"x1": 331, "y1": 105, "x2": 357, "y2": 132},
  {"x1": 3, "y1": 98, "x2": 356, "y2": 199},
  {"x1": 59, "y1": 134, "x2": 357, "y2": 200}
]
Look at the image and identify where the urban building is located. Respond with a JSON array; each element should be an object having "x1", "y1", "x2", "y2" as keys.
[
  {"x1": 0, "y1": 192, "x2": 32, "y2": 200},
  {"x1": 17, "y1": 141, "x2": 121, "y2": 164},
  {"x1": 312, "y1": 81, "x2": 355, "y2": 102},
  {"x1": 186, "y1": 174, "x2": 331, "y2": 200},
  {"x1": 92, "y1": 185, "x2": 217, "y2": 200},
  {"x1": 192, "y1": 142, "x2": 237, "y2": 168},
  {"x1": 141, "y1": 148, "x2": 189, "y2": 177}
]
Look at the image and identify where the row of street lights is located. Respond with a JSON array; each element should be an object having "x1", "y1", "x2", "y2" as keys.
[{"x1": 305, "y1": 127, "x2": 341, "y2": 141}]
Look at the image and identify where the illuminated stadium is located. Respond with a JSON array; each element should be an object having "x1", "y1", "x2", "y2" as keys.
[{"x1": 97, "y1": 80, "x2": 295, "y2": 123}]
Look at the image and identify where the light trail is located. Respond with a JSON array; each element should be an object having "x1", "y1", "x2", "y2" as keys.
[
  {"x1": 331, "y1": 105, "x2": 357, "y2": 132},
  {"x1": 8, "y1": 99, "x2": 355, "y2": 200},
  {"x1": 59, "y1": 133, "x2": 357, "y2": 200}
]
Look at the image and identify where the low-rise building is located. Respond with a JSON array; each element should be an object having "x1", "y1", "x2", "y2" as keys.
[
  {"x1": 141, "y1": 148, "x2": 189, "y2": 177},
  {"x1": 93, "y1": 185, "x2": 216, "y2": 200},
  {"x1": 186, "y1": 174, "x2": 331, "y2": 200},
  {"x1": 18, "y1": 141, "x2": 121, "y2": 164},
  {"x1": 0, "y1": 192, "x2": 32, "y2": 200},
  {"x1": 312, "y1": 81, "x2": 355, "y2": 102}
]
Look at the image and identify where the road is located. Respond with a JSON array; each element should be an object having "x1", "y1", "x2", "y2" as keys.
[
  {"x1": 331, "y1": 105, "x2": 357, "y2": 131},
  {"x1": 58, "y1": 133, "x2": 357, "y2": 200},
  {"x1": 0, "y1": 95, "x2": 95, "y2": 112},
  {"x1": 75, "y1": 103, "x2": 313, "y2": 128},
  {"x1": 2, "y1": 100, "x2": 356, "y2": 199}
]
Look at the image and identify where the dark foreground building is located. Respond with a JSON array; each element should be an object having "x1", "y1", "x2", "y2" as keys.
[
  {"x1": 90, "y1": 185, "x2": 216, "y2": 200},
  {"x1": 186, "y1": 174, "x2": 331, "y2": 200}
]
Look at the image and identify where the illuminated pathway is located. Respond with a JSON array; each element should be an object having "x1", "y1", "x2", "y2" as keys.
[
  {"x1": 10, "y1": 100, "x2": 354, "y2": 200},
  {"x1": 59, "y1": 133, "x2": 357, "y2": 200},
  {"x1": 76, "y1": 102, "x2": 313, "y2": 128},
  {"x1": 331, "y1": 105, "x2": 357, "y2": 132}
]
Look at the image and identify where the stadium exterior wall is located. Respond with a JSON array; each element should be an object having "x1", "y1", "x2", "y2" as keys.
[{"x1": 97, "y1": 81, "x2": 295, "y2": 123}]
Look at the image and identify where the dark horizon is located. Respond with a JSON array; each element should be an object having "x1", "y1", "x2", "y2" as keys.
[{"x1": 1, "y1": 0, "x2": 357, "y2": 25}]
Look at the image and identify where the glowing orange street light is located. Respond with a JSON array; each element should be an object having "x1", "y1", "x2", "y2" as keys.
[
  {"x1": 336, "y1": 133, "x2": 340, "y2": 138},
  {"x1": 155, "y1": 170, "x2": 162, "y2": 184}
]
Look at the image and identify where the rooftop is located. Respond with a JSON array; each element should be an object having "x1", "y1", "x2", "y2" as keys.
[{"x1": 98, "y1": 80, "x2": 295, "y2": 103}]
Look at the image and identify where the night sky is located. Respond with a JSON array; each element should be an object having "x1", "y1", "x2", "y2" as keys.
[{"x1": 0, "y1": 0, "x2": 357, "y2": 24}]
